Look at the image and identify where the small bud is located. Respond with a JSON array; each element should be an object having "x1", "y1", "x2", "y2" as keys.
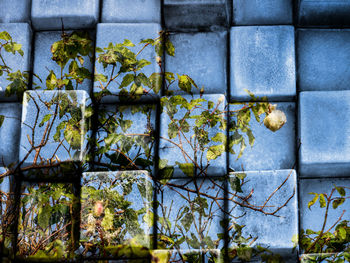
[
  {"x1": 263, "y1": 109, "x2": 287, "y2": 132},
  {"x1": 217, "y1": 96, "x2": 225, "y2": 104},
  {"x1": 94, "y1": 201, "x2": 104, "y2": 217}
]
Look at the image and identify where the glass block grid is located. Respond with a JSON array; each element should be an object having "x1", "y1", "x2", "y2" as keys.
[{"x1": 0, "y1": 1, "x2": 350, "y2": 262}]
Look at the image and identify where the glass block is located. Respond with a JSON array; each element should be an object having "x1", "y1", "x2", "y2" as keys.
[
  {"x1": 159, "y1": 94, "x2": 227, "y2": 178},
  {"x1": 151, "y1": 249, "x2": 223, "y2": 262},
  {"x1": 31, "y1": 0, "x2": 99, "y2": 30},
  {"x1": 165, "y1": 32, "x2": 227, "y2": 95},
  {"x1": 230, "y1": 26, "x2": 296, "y2": 101},
  {"x1": 156, "y1": 178, "x2": 225, "y2": 250},
  {"x1": 0, "y1": 103, "x2": 22, "y2": 169},
  {"x1": 0, "y1": 23, "x2": 32, "y2": 101},
  {"x1": 94, "y1": 23, "x2": 162, "y2": 103},
  {"x1": 19, "y1": 90, "x2": 90, "y2": 169},
  {"x1": 228, "y1": 170, "x2": 298, "y2": 261},
  {"x1": 164, "y1": 0, "x2": 229, "y2": 31},
  {"x1": 298, "y1": 29, "x2": 350, "y2": 92},
  {"x1": 0, "y1": 0, "x2": 31, "y2": 23},
  {"x1": 299, "y1": 0, "x2": 350, "y2": 26},
  {"x1": 232, "y1": 0, "x2": 293, "y2": 25},
  {"x1": 102, "y1": 0, "x2": 161, "y2": 23},
  {"x1": 299, "y1": 91, "x2": 350, "y2": 177},
  {"x1": 299, "y1": 178, "x2": 350, "y2": 242},
  {"x1": 17, "y1": 182, "x2": 75, "y2": 260},
  {"x1": 79, "y1": 171, "x2": 153, "y2": 259},
  {"x1": 94, "y1": 104, "x2": 156, "y2": 172},
  {"x1": 32, "y1": 31, "x2": 94, "y2": 93},
  {"x1": 229, "y1": 102, "x2": 295, "y2": 171}
]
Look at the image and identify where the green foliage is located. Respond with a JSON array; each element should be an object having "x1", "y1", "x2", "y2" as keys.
[
  {"x1": 301, "y1": 186, "x2": 350, "y2": 262},
  {"x1": 0, "y1": 28, "x2": 312, "y2": 263}
]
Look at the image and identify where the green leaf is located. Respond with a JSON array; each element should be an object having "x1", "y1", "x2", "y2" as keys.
[
  {"x1": 95, "y1": 74, "x2": 108, "y2": 82},
  {"x1": 308, "y1": 193, "x2": 319, "y2": 209},
  {"x1": 95, "y1": 47, "x2": 104, "y2": 53},
  {"x1": 39, "y1": 114, "x2": 51, "y2": 127},
  {"x1": 101, "y1": 208, "x2": 114, "y2": 231},
  {"x1": 338, "y1": 227, "x2": 347, "y2": 240},
  {"x1": 187, "y1": 233, "x2": 200, "y2": 249},
  {"x1": 143, "y1": 211, "x2": 154, "y2": 227},
  {"x1": 77, "y1": 55, "x2": 84, "y2": 66},
  {"x1": 165, "y1": 39, "x2": 175, "y2": 56},
  {"x1": 237, "y1": 246, "x2": 253, "y2": 261},
  {"x1": 319, "y1": 194, "x2": 326, "y2": 208},
  {"x1": 176, "y1": 162, "x2": 194, "y2": 177},
  {"x1": 168, "y1": 120, "x2": 178, "y2": 139},
  {"x1": 332, "y1": 198, "x2": 345, "y2": 209},
  {"x1": 140, "y1": 38, "x2": 155, "y2": 45},
  {"x1": 155, "y1": 42, "x2": 163, "y2": 57},
  {"x1": 120, "y1": 74, "x2": 134, "y2": 88},
  {"x1": 206, "y1": 144, "x2": 225, "y2": 161},
  {"x1": 335, "y1": 186, "x2": 346, "y2": 197},
  {"x1": 149, "y1": 73, "x2": 162, "y2": 94},
  {"x1": 136, "y1": 59, "x2": 151, "y2": 70},
  {"x1": 0, "y1": 115, "x2": 5, "y2": 128},
  {"x1": 64, "y1": 123, "x2": 81, "y2": 149},
  {"x1": 159, "y1": 166, "x2": 174, "y2": 182},
  {"x1": 120, "y1": 119, "x2": 133, "y2": 132},
  {"x1": 177, "y1": 74, "x2": 192, "y2": 94},
  {"x1": 212, "y1": 132, "x2": 226, "y2": 143},
  {"x1": 229, "y1": 176, "x2": 243, "y2": 193},
  {"x1": 0, "y1": 31, "x2": 11, "y2": 41},
  {"x1": 38, "y1": 205, "x2": 52, "y2": 229},
  {"x1": 246, "y1": 128, "x2": 255, "y2": 146},
  {"x1": 164, "y1": 72, "x2": 175, "y2": 83},
  {"x1": 53, "y1": 121, "x2": 67, "y2": 142},
  {"x1": 122, "y1": 39, "x2": 135, "y2": 47},
  {"x1": 181, "y1": 212, "x2": 193, "y2": 232},
  {"x1": 46, "y1": 70, "x2": 57, "y2": 90},
  {"x1": 237, "y1": 138, "x2": 246, "y2": 159}
]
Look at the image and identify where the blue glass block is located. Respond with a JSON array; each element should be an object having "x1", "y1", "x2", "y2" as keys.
[
  {"x1": 165, "y1": 32, "x2": 227, "y2": 95},
  {"x1": 229, "y1": 102, "x2": 295, "y2": 171},
  {"x1": 228, "y1": 170, "x2": 298, "y2": 261},
  {"x1": 298, "y1": 29, "x2": 350, "y2": 92},
  {"x1": 299, "y1": 178, "x2": 350, "y2": 235},
  {"x1": 94, "y1": 23, "x2": 161, "y2": 102},
  {"x1": 102, "y1": 0, "x2": 161, "y2": 23},
  {"x1": 0, "y1": 23, "x2": 32, "y2": 101},
  {"x1": 31, "y1": 0, "x2": 99, "y2": 30},
  {"x1": 230, "y1": 26, "x2": 296, "y2": 102},
  {"x1": 0, "y1": 0, "x2": 31, "y2": 23},
  {"x1": 232, "y1": 0, "x2": 293, "y2": 25},
  {"x1": 0, "y1": 103, "x2": 22, "y2": 168},
  {"x1": 151, "y1": 249, "x2": 223, "y2": 262},
  {"x1": 80, "y1": 171, "x2": 153, "y2": 259},
  {"x1": 17, "y1": 182, "x2": 74, "y2": 260},
  {"x1": 164, "y1": 0, "x2": 229, "y2": 30},
  {"x1": 19, "y1": 90, "x2": 89, "y2": 168},
  {"x1": 159, "y1": 94, "x2": 227, "y2": 178},
  {"x1": 299, "y1": 0, "x2": 350, "y2": 26},
  {"x1": 32, "y1": 31, "x2": 94, "y2": 93},
  {"x1": 299, "y1": 91, "x2": 350, "y2": 177},
  {"x1": 156, "y1": 178, "x2": 225, "y2": 250},
  {"x1": 95, "y1": 103, "x2": 156, "y2": 172}
]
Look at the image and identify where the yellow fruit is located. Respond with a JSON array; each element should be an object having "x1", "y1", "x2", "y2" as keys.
[{"x1": 263, "y1": 109, "x2": 287, "y2": 132}]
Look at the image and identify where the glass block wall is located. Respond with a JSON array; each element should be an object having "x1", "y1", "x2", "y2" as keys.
[{"x1": 0, "y1": 0, "x2": 349, "y2": 262}]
